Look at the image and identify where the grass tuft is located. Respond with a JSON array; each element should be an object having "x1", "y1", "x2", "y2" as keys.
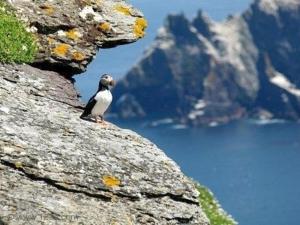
[
  {"x1": 0, "y1": 1, "x2": 37, "y2": 63},
  {"x1": 197, "y1": 184, "x2": 238, "y2": 225}
]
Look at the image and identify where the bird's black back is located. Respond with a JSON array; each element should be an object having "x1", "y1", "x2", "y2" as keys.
[
  {"x1": 80, "y1": 82, "x2": 109, "y2": 118},
  {"x1": 80, "y1": 93, "x2": 97, "y2": 118}
]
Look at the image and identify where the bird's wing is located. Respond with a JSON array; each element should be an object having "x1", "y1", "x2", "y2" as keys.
[{"x1": 80, "y1": 94, "x2": 97, "y2": 118}]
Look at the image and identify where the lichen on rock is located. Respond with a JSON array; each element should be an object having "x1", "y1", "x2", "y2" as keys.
[
  {"x1": 52, "y1": 43, "x2": 70, "y2": 58},
  {"x1": 114, "y1": 4, "x2": 133, "y2": 16},
  {"x1": 7, "y1": 0, "x2": 147, "y2": 75},
  {"x1": 98, "y1": 22, "x2": 111, "y2": 33},
  {"x1": 134, "y1": 18, "x2": 148, "y2": 38}
]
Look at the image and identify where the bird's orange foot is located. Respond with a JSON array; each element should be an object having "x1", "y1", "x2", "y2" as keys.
[
  {"x1": 98, "y1": 121, "x2": 109, "y2": 128},
  {"x1": 95, "y1": 117, "x2": 102, "y2": 123},
  {"x1": 95, "y1": 118, "x2": 107, "y2": 126}
]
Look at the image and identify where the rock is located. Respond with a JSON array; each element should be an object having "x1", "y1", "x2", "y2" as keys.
[
  {"x1": 8, "y1": 0, "x2": 147, "y2": 75},
  {"x1": 0, "y1": 64, "x2": 209, "y2": 225},
  {"x1": 111, "y1": 0, "x2": 300, "y2": 126}
]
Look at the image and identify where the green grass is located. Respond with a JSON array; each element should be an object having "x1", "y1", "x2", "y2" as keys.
[
  {"x1": 197, "y1": 184, "x2": 237, "y2": 225},
  {"x1": 0, "y1": 1, "x2": 37, "y2": 63}
]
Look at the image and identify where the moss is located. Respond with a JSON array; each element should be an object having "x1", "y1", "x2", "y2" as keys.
[
  {"x1": 197, "y1": 184, "x2": 237, "y2": 225},
  {"x1": 0, "y1": 1, "x2": 37, "y2": 63},
  {"x1": 114, "y1": 4, "x2": 132, "y2": 16},
  {"x1": 52, "y1": 43, "x2": 70, "y2": 57},
  {"x1": 134, "y1": 17, "x2": 148, "y2": 38}
]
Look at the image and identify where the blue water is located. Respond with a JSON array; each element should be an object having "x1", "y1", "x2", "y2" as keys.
[
  {"x1": 111, "y1": 119, "x2": 300, "y2": 225},
  {"x1": 75, "y1": 0, "x2": 253, "y2": 102}
]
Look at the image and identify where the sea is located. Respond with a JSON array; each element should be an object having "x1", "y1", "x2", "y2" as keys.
[{"x1": 75, "y1": 1, "x2": 300, "y2": 225}]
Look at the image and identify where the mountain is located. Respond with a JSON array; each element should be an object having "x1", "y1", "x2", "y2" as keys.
[{"x1": 111, "y1": 0, "x2": 300, "y2": 126}]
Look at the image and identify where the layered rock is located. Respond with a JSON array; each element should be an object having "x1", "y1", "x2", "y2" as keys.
[
  {"x1": 0, "y1": 64, "x2": 209, "y2": 224},
  {"x1": 8, "y1": 0, "x2": 147, "y2": 75},
  {"x1": 112, "y1": 0, "x2": 300, "y2": 126}
]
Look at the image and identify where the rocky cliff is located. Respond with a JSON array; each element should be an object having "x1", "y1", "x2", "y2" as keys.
[
  {"x1": 0, "y1": 64, "x2": 209, "y2": 224},
  {"x1": 112, "y1": 0, "x2": 300, "y2": 126},
  {"x1": 0, "y1": 0, "x2": 211, "y2": 224}
]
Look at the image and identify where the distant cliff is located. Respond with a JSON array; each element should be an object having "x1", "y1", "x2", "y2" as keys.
[
  {"x1": 0, "y1": 0, "x2": 214, "y2": 224},
  {"x1": 112, "y1": 0, "x2": 300, "y2": 126}
]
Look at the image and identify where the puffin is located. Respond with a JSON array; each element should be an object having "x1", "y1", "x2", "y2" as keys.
[{"x1": 80, "y1": 74, "x2": 115, "y2": 124}]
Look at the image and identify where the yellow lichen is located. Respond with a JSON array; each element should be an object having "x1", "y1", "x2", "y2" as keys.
[
  {"x1": 15, "y1": 161, "x2": 23, "y2": 169},
  {"x1": 72, "y1": 51, "x2": 85, "y2": 61},
  {"x1": 102, "y1": 175, "x2": 120, "y2": 188},
  {"x1": 134, "y1": 18, "x2": 148, "y2": 38},
  {"x1": 98, "y1": 22, "x2": 111, "y2": 33},
  {"x1": 52, "y1": 43, "x2": 70, "y2": 57},
  {"x1": 114, "y1": 4, "x2": 132, "y2": 16},
  {"x1": 47, "y1": 37, "x2": 55, "y2": 44},
  {"x1": 66, "y1": 28, "x2": 81, "y2": 41},
  {"x1": 40, "y1": 4, "x2": 54, "y2": 15}
]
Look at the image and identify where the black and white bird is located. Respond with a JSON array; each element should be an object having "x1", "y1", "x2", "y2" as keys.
[{"x1": 80, "y1": 74, "x2": 115, "y2": 124}]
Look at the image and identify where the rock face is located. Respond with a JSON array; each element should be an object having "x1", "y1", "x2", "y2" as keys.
[
  {"x1": 111, "y1": 0, "x2": 300, "y2": 126},
  {"x1": 9, "y1": 0, "x2": 147, "y2": 75},
  {"x1": 0, "y1": 64, "x2": 209, "y2": 224}
]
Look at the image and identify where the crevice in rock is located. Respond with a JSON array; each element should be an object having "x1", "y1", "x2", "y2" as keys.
[
  {"x1": 0, "y1": 159, "x2": 199, "y2": 207},
  {"x1": 30, "y1": 62, "x2": 82, "y2": 79},
  {"x1": 167, "y1": 216, "x2": 194, "y2": 224},
  {"x1": 31, "y1": 22, "x2": 74, "y2": 35},
  {"x1": 0, "y1": 159, "x2": 143, "y2": 203},
  {"x1": 36, "y1": 95, "x2": 84, "y2": 109},
  {"x1": 0, "y1": 159, "x2": 112, "y2": 202},
  {"x1": 3, "y1": 76, "x2": 19, "y2": 84},
  {"x1": 142, "y1": 192, "x2": 199, "y2": 205},
  {"x1": 100, "y1": 39, "x2": 135, "y2": 48}
]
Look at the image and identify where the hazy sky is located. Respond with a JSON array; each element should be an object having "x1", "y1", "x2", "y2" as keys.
[{"x1": 75, "y1": 0, "x2": 253, "y2": 101}]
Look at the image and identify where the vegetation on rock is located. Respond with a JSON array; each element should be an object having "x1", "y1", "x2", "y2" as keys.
[
  {"x1": 197, "y1": 184, "x2": 237, "y2": 225},
  {"x1": 0, "y1": 1, "x2": 37, "y2": 63}
]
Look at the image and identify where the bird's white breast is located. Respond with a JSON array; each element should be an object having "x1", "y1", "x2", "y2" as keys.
[{"x1": 91, "y1": 89, "x2": 112, "y2": 116}]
